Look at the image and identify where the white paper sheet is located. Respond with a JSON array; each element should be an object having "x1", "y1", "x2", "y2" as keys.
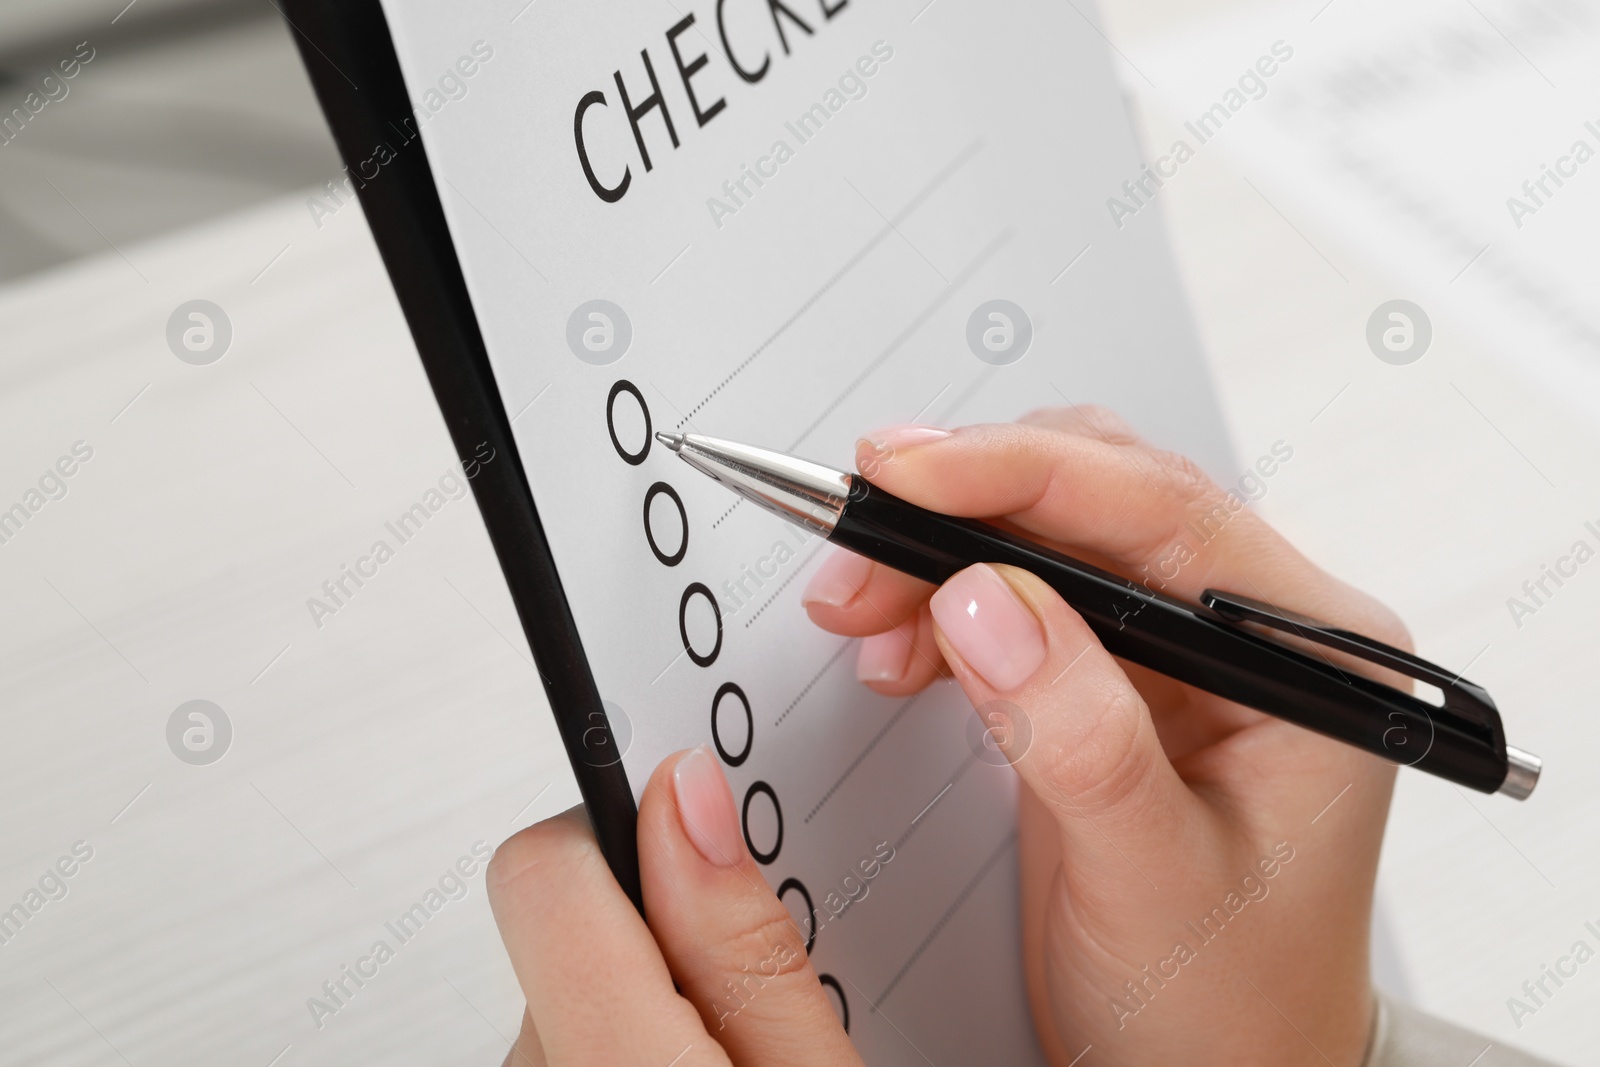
[{"x1": 377, "y1": 0, "x2": 1235, "y2": 1058}]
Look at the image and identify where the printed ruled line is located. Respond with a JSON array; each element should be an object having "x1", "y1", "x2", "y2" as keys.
[
  {"x1": 875, "y1": 831, "x2": 1017, "y2": 1009},
  {"x1": 774, "y1": 640, "x2": 853, "y2": 726},
  {"x1": 678, "y1": 138, "x2": 984, "y2": 427},
  {"x1": 677, "y1": 237, "x2": 891, "y2": 426},
  {"x1": 744, "y1": 543, "x2": 826, "y2": 628},
  {"x1": 894, "y1": 751, "x2": 979, "y2": 851},
  {"x1": 933, "y1": 363, "x2": 999, "y2": 428},
  {"x1": 805, "y1": 693, "x2": 924, "y2": 823},
  {"x1": 788, "y1": 227, "x2": 1013, "y2": 452}
]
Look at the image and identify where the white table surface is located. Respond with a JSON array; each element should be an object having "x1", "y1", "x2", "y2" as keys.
[{"x1": 0, "y1": 195, "x2": 570, "y2": 1065}]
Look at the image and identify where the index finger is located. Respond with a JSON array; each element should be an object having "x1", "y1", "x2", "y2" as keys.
[{"x1": 848, "y1": 421, "x2": 1410, "y2": 656}]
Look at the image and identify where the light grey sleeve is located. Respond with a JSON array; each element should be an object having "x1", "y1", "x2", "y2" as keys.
[{"x1": 1364, "y1": 993, "x2": 1565, "y2": 1067}]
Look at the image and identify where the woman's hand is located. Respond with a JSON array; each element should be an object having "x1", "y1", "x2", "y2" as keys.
[
  {"x1": 803, "y1": 409, "x2": 1406, "y2": 1067},
  {"x1": 487, "y1": 747, "x2": 862, "y2": 1067}
]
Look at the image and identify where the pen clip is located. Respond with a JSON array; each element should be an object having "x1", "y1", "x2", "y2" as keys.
[{"x1": 1200, "y1": 589, "x2": 1502, "y2": 742}]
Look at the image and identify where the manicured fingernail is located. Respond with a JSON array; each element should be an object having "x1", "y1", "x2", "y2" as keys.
[
  {"x1": 802, "y1": 549, "x2": 872, "y2": 609},
  {"x1": 929, "y1": 564, "x2": 1046, "y2": 691},
  {"x1": 859, "y1": 424, "x2": 952, "y2": 453},
  {"x1": 674, "y1": 745, "x2": 745, "y2": 868},
  {"x1": 857, "y1": 629, "x2": 914, "y2": 683}
]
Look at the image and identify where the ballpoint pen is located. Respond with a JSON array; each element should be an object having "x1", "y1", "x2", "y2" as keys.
[{"x1": 657, "y1": 430, "x2": 1541, "y2": 799}]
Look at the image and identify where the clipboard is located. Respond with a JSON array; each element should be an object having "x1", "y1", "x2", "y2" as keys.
[
  {"x1": 277, "y1": 2, "x2": 1237, "y2": 1058},
  {"x1": 280, "y1": 0, "x2": 643, "y2": 907}
]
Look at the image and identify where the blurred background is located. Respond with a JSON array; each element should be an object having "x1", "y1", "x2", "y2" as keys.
[
  {"x1": 0, "y1": 0, "x2": 342, "y2": 280},
  {"x1": 1, "y1": 0, "x2": 1596, "y2": 1063}
]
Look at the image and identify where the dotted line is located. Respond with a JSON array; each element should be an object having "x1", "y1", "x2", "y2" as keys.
[
  {"x1": 874, "y1": 830, "x2": 1018, "y2": 1011},
  {"x1": 787, "y1": 226, "x2": 1014, "y2": 452},
  {"x1": 774, "y1": 640, "x2": 853, "y2": 726},
  {"x1": 744, "y1": 543, "x2": 826, "y2": 628},
  {"x1": 677, "y1": 230, "x2": 892, "y2": 427},
  {"x1": 805, "y1": 693, "x2": 924, "y2": 823},
  {"x1": 710, "y1": 498, "x2": 744, "y2": 528}
]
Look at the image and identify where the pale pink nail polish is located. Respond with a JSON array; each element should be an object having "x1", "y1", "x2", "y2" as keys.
[
  {"x1": 859, "y1": 424, "x2": 952, "y2": 453},
  {"x1": 802, "y1": 549, "x2": 872, "y2": 609},
  {"x1": 929, "y1": 564, "x2": 1047, "y2": 691},
  {"x1": 673, "y1": 745, "x2": 746, "y2": 867},
  {"x1": 857, "y1": 629, "x2": 914, "y2": 683}
]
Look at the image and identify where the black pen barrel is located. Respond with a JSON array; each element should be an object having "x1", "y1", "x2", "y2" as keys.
[{"x1": 832, "y1": 478, "x2": 1508, "y2": 794}]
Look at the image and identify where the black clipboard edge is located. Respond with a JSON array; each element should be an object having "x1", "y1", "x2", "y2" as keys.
[{"x1": 280, "y1": 0, "x2": 642, "y2": 911}]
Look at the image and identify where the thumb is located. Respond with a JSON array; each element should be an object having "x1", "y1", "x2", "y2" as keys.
[
  {"x1": 637, "y1": 747, "x2": 861, "y2": 1067},
  {"x1": 928, "y1": 563, "x2": 1206, "y2": 897}
]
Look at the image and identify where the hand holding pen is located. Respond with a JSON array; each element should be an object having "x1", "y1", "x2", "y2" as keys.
[
  {"x1": 792, "y1": 408, "x2": 1423, "y2": 1064},
  {"x1": 489, "y1": 408, "x2": 1552, "y2": 1067},
  {"x1": 661, "y1": 418, "x2": 1537, "y2": 799}
]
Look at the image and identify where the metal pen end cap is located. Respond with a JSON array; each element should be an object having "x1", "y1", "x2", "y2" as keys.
[
  {"x1": 1498, "y1": 745, "x2": 1541, "y2": 800},
  {"x1": 655, "y1": 432, "x2": 684, "y2": 452}
]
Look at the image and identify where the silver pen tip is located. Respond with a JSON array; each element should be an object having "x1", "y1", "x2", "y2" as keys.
[{"x1": 655, "y1": 431, "x2": 685, "y2": 452}]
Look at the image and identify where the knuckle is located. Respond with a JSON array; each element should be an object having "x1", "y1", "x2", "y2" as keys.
[
  {"x1": 1073, "y1": 404, "x2": 1140, "y2": 441},
  {"x1": 1149, "y1": 448, "x2": 1223, "y2": 505},
  {"x1": 1335, "y1": 590, "x2": 1416, "y2": 682},
  {"x1": 1040, "y1": 678, "x2": 1154, "y2": 811},
  {"x1": 1017, "y1": 405, "x2": 1072, "y2": 426},
  {"x1": 1019, "y1": 403, "x2": 1141, "y2": 444},
  {"x1": 717, "y1": 908, "x2": 813, "y2": 986},
  {"x1": 1147, "y1": 449, "x2": 1245, "y2": 560},
  {"x1": 695, "y1": 907, "x2": 816, "y2": 1024},
  {"x1": 486, "y1": 816, "x2": 598, "y2": 903},
  {"x1": 1302, "y1": 577, "x2": 1416, "y2": 660},
  {"x1": 1072, "y1": 402, "x2": 1117, "y2": 422}
]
